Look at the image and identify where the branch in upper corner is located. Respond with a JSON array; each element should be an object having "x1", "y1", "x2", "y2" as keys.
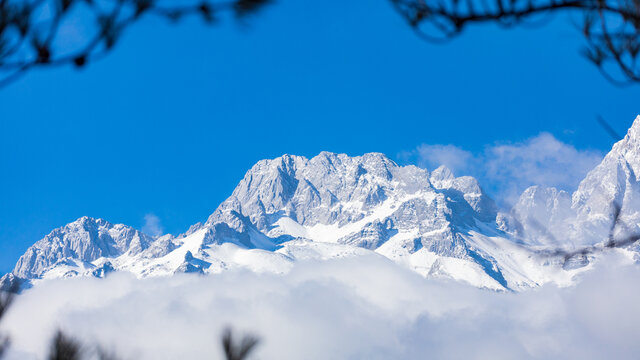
[
  {"x1": 390, "y1": 0, "x2": 640, "y2": 85},
  {"x1": 0, "y1": 0, "x2": 274, "y2": 88}
]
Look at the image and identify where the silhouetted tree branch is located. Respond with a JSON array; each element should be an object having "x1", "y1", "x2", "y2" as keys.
[
  {"x1": 0, "y1": 283, "x2": 19, "y2": 360},
  {"x1": 42, "y1": 327, "x2": 260, "y2": 360},
  {"x1": 0, "y1": 321, "x2": 260, "y2": 360},
  {"x1": 391, "y1": 0, "x2": 640, "y2": 85},
  {"x1": 222, "y1": 327, "x2": 259, "y2": 360},
  {"x1": 48, "y1": 330, "x2": 82, "y2": 360},
  {"x1": 2, "y1": 0, "x2": 640, "y2": 87},
  {"x1": 0, "y1": 288, "x2": 14, "y2": 359},
  {"x1": 0, "y1": 0, "x2": 272, "y2": 88},
  {"x1": 529, "y1": 200, "x2": 640, "y2": 265}
]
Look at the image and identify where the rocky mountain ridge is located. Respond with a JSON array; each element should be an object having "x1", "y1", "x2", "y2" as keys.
[{"x1": 4, "y1": 116, "x2": 640, "y2": 292}]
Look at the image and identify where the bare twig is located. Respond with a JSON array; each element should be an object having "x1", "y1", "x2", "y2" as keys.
[
  {"x1": 0, "y1": 283, "x2": 18, "y2": 359},
  {"x1": 596, "y1": 115, "x2": 623, "y2": 141},
  {"x1": 533, "y1": 201, "x2": 640, "y2": 264},
  {"x1": 48, "y1": 330, "x2": 82, "y2": 360},
  {"x1": 0, "y1": 0, "x2": 273, "y2": 88},
  {"x1": 222, "y1": 327, "x2": 259, "y2": 360},
  {"x1": 391, "y1": 0, "x2": 640, "y2": 84}
]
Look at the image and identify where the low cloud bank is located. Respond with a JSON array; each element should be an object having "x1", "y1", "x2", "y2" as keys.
[{"x1": 1, "y1": 254, "x2": 639, "y2": 360}]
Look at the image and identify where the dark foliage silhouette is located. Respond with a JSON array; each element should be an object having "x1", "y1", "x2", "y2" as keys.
[
  {"x1": 48, "y1": 330, "x2": 82, "y2": 360},
  {"x1": 0, "y1": 288, "x2": 14, "y2": 359},
  {"x1": 222, "y1": 327, "x2": 259, "y2": 360},
  {"x1": 0, "y1": 279, "x2": 259, "y2": 360},
  {"x1": 42, "y1": 328, "x2": 261, "y2": 360},
  {"x1": 0, "y1": 0, "x2": 272, "y2": 87},
  {"x1": 0, "y1": 314, "x2": 259, "y2": 360},
  {"x1": 2, "y1": 0, "x2": 640, "y2": 88},
  {"x1": 391, "y1": 0, "x2": 640, "y2": 85}
]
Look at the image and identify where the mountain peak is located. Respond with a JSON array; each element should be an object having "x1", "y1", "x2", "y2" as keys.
[
  {"x1": 430, "y1": 165, "x2": 455, "y2": 184},
  {"x1": 10, "y1": 218, "x2": 154, "y2": 280},
  {"x1": 360, "y1": 151, "x2": 394, "y2": 162},
  {"x1": 626, "y1": 114, "x2": 640, "y2": 140},
  {"x1": 610, "y1": 114, "x2": 640, "y2": 157},
  {"x1": 559, "y1": 115, "x2": 640, "y2": 245},
  {"x1": 14, "y1": 139, "x2": 637, "y2": 292},
  {"x1": 71, "y1": 216, "x2": 108, "y2": 227},
  {"x1": 510, "y1": 185, "x2": 573, "y2": 246}
]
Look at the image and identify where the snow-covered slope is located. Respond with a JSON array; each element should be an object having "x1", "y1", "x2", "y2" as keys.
[
  {"x1": 4, "y1": 117, "x2": 640, "y2": 292},
  {"x1": 507, "y1": 115, "x2": 640, "y2": 251},
  {"x1": 509, "y1": 186, "x2": 574, "y2": 246},
  {"x1": 11, "y1": 217, "x2": 153, "y2": 279},
  {"x1": 571, "y1": 115, "x2": 640, "y2": 245}
]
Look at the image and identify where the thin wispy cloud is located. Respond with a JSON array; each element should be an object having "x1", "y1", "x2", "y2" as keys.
[
  {"x1": 412, "y1": 144, "x2": 475, "y2": 176},
  {"x1": 142, "y1": 213, "x2": 164, "y2": 237},
  {"x1": 402, "y1": 133, "x2": 603, "y2": 205}
]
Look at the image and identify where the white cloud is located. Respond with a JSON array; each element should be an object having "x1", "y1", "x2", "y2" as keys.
[
  {"x1": 484, "y1": 133, "x2": 603, "y2": 203},
  {"x1": 405, "y1": 133, "x2": 603, "y2": 205},
  {"x1": 413, "y1": 144, "x2": 476, "y2": 176},
  {"x1": 1, "y1": 255, "x2": 639, "y2": 360},
  {"x1": 142, "y1": 213, "x2": 164, "y2": 237}
]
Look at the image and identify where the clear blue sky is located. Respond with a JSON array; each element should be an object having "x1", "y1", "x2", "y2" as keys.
[{"x1": 1, "y1": 0, "x2": 639, "y2": 273}]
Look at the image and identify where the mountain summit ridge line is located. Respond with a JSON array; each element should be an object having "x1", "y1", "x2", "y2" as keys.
[{"x1": 3, "y1": 116, "x2": 640, "y2": 292}]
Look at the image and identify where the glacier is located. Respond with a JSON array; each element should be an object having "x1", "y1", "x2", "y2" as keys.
[{"x1": 3, "y1": 116, "x2": 640, "y2": 292}]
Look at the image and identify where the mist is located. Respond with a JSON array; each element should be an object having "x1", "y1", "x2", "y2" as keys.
[{"x1": 1, "y1": 253, "x2": 639, "y2": 360}]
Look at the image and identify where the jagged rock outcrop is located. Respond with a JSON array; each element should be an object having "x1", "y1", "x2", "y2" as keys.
[
  {"x1": 5, "y1": 116, "x2": 640, "y2": 292},
  {"x1": 510, "y1": 186, "x2": 574, "y2": 246},
  {"x1": 11, "y1": 216, "x2": 153, "y2": 279},
  {"x1": 506, "y1": 115, "x2": 640, "y2": 248},
  {"x1": 571, "y1": 115, "x2": 640, "y2": 245}
]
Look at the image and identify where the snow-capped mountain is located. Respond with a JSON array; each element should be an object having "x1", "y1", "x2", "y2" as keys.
[
  {"x1": 510, "y1": 115, "x2": 640, "y2": 251},
  {"x1": 17, "y1": 217, "x2": 151, "y2": 276},
  {"x1": 571, "y1": 117, "x2": 640, "y2": 245},
  {"x1": 509, "y1": 186, "x2": 574, "y2": 246},
  {"x1": 4, "y1": 116, "x2": 640, "y2": 292}
]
